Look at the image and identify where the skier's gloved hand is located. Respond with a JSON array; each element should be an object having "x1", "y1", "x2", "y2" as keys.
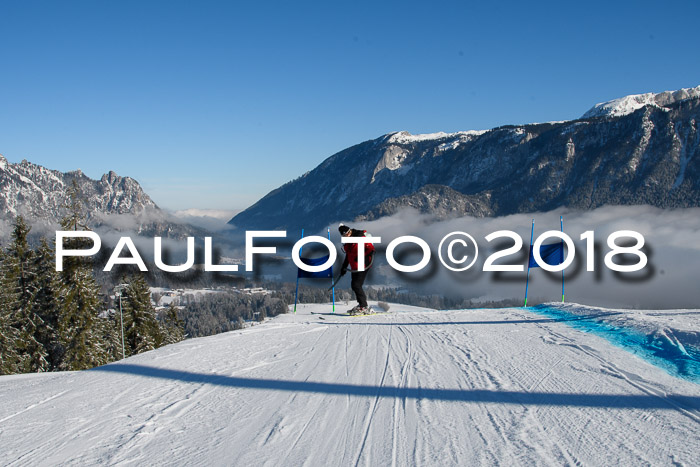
[{"x1": 340, "y1": 267, "x2": 347, "y2": 276}]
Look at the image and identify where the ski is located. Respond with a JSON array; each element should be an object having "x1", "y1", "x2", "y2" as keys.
[
  {"x1": 311, "y1": 310, "x2": 390, "y2": 317},
  {"x1": 343, "y1": 312, "x2": 389, "y2": 317}
]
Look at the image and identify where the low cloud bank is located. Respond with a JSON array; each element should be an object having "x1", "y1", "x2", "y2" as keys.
[
  {"x1": 170, "y1": 209, "x2": 239, "y2": 232},
  {"x1": 334, "y1": 205, "x2": 700, "y2": 309}
]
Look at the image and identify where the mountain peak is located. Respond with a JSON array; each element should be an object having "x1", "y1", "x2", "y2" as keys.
[
  {"x1": 101, "y1": 170, "x2": 121, "y2": 184},
  {"x1": 386, "y1": 130, "x2": 488, "y2": 145},
  {"x1": 0, "y1": 157, "x2": 158, "y2": 224},
  {"x1": 582, "y1": 85, "x2": 700, "y2": 119}
]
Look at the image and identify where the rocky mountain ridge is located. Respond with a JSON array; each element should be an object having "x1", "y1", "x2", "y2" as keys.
[
  {"x1": 0, "y1": 156, "x2": 208, "y2": 239},
  {"x1": 229, "y1": 86, "x2": 700, "y2": 232},
  {"x1": 0, "y1": 155, "x2": 157, "y2": 221}
]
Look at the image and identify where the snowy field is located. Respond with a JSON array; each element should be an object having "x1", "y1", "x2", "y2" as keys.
[{"x1": 1, "y1": 303, "x2": 699, "y2": 466}]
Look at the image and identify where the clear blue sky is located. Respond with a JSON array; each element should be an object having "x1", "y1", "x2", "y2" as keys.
[{"x1": 1, "y1": 0, "x2": 698, "y2": 211}]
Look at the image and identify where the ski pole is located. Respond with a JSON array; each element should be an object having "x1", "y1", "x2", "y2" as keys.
[{"x1": 328, "y1": 273, "x2": 343, "y2": 290}]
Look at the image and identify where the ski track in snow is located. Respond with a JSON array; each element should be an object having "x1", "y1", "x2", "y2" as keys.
[{"x1": 1, "y1": 303, "x2": 699, "y2": 466}]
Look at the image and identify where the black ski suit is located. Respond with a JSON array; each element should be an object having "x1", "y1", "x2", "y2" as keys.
[{"x1": 340, "y1": 228, "x2": 374, "y2": 308}]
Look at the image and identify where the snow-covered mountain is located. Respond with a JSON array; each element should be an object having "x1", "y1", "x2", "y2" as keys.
[
  {"x1": 0, "y1": 155, "x2": 156, "y2": 221},
  {"x1": 229, "y1": 86, "x2": 700, "y2": 232},
  {"x1": 0, "y1": 156, "x2": 209, "y2": 239},
  {"x1": 1, "y1": 302, "x2": 698, "y2": 464},
  {"x1": 582, "y1": 85, "x2": 700, "y2": 118}
]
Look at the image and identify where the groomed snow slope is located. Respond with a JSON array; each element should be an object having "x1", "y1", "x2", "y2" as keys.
[{"x1": 1, "y1": 303, "x2": 699, "y2": 466}]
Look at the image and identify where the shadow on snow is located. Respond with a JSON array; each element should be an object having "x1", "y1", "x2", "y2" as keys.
[{"x1": 92, "y1": 363, "x2": 700, "y2": 411}]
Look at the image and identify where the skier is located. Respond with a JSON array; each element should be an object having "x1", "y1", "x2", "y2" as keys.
[{"x1": 338, "y1": 223, "x2": 375, "y2": 315}]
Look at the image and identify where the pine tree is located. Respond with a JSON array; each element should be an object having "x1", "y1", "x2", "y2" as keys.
[
  {"x1": 62, "y1": 180, "x2": 88, "y2": 232},
  {"x1": 96, "y1": 308, "x2": 122, "y2": 363},
  {"x1": 4, "y1": 217, "x2": 50, "y2": 372},
  {"x1": 160, "y1": 303, "x2": 185, "y2": 345},
  {"x1": 57, "y1": 263, "x2": 111, "y2": 370},
  {"x1": 0, "y1": 249, "x2": 25, "y2": 375},
  {"x1": 56, "y1": 185, "x2": 111, "y2": 370},
  {"x1": 31, "y1": 239, "x2": 64, "y2": 370},
  {"x1": 121, "y1": 274, "x2": 162, "y2": 355}
]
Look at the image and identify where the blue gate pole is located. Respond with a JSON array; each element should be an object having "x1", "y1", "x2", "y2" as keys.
[
  {"x1": 294, "y1": 229, "x2": 304, "y2": 313},
  {"x1": 328, "y1": 228, "x2": 335, "y2": 313},
  {"x1": 524, "y1": 219, "x2": 535, "y2": 307},
  {"x1": 560, "y1": 216, "x2": 565, "y2": 303}
]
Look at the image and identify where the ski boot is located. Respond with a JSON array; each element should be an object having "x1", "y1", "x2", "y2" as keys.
[{"x1": 349, "y1": 306, "x2": 370, "y2": 315}]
